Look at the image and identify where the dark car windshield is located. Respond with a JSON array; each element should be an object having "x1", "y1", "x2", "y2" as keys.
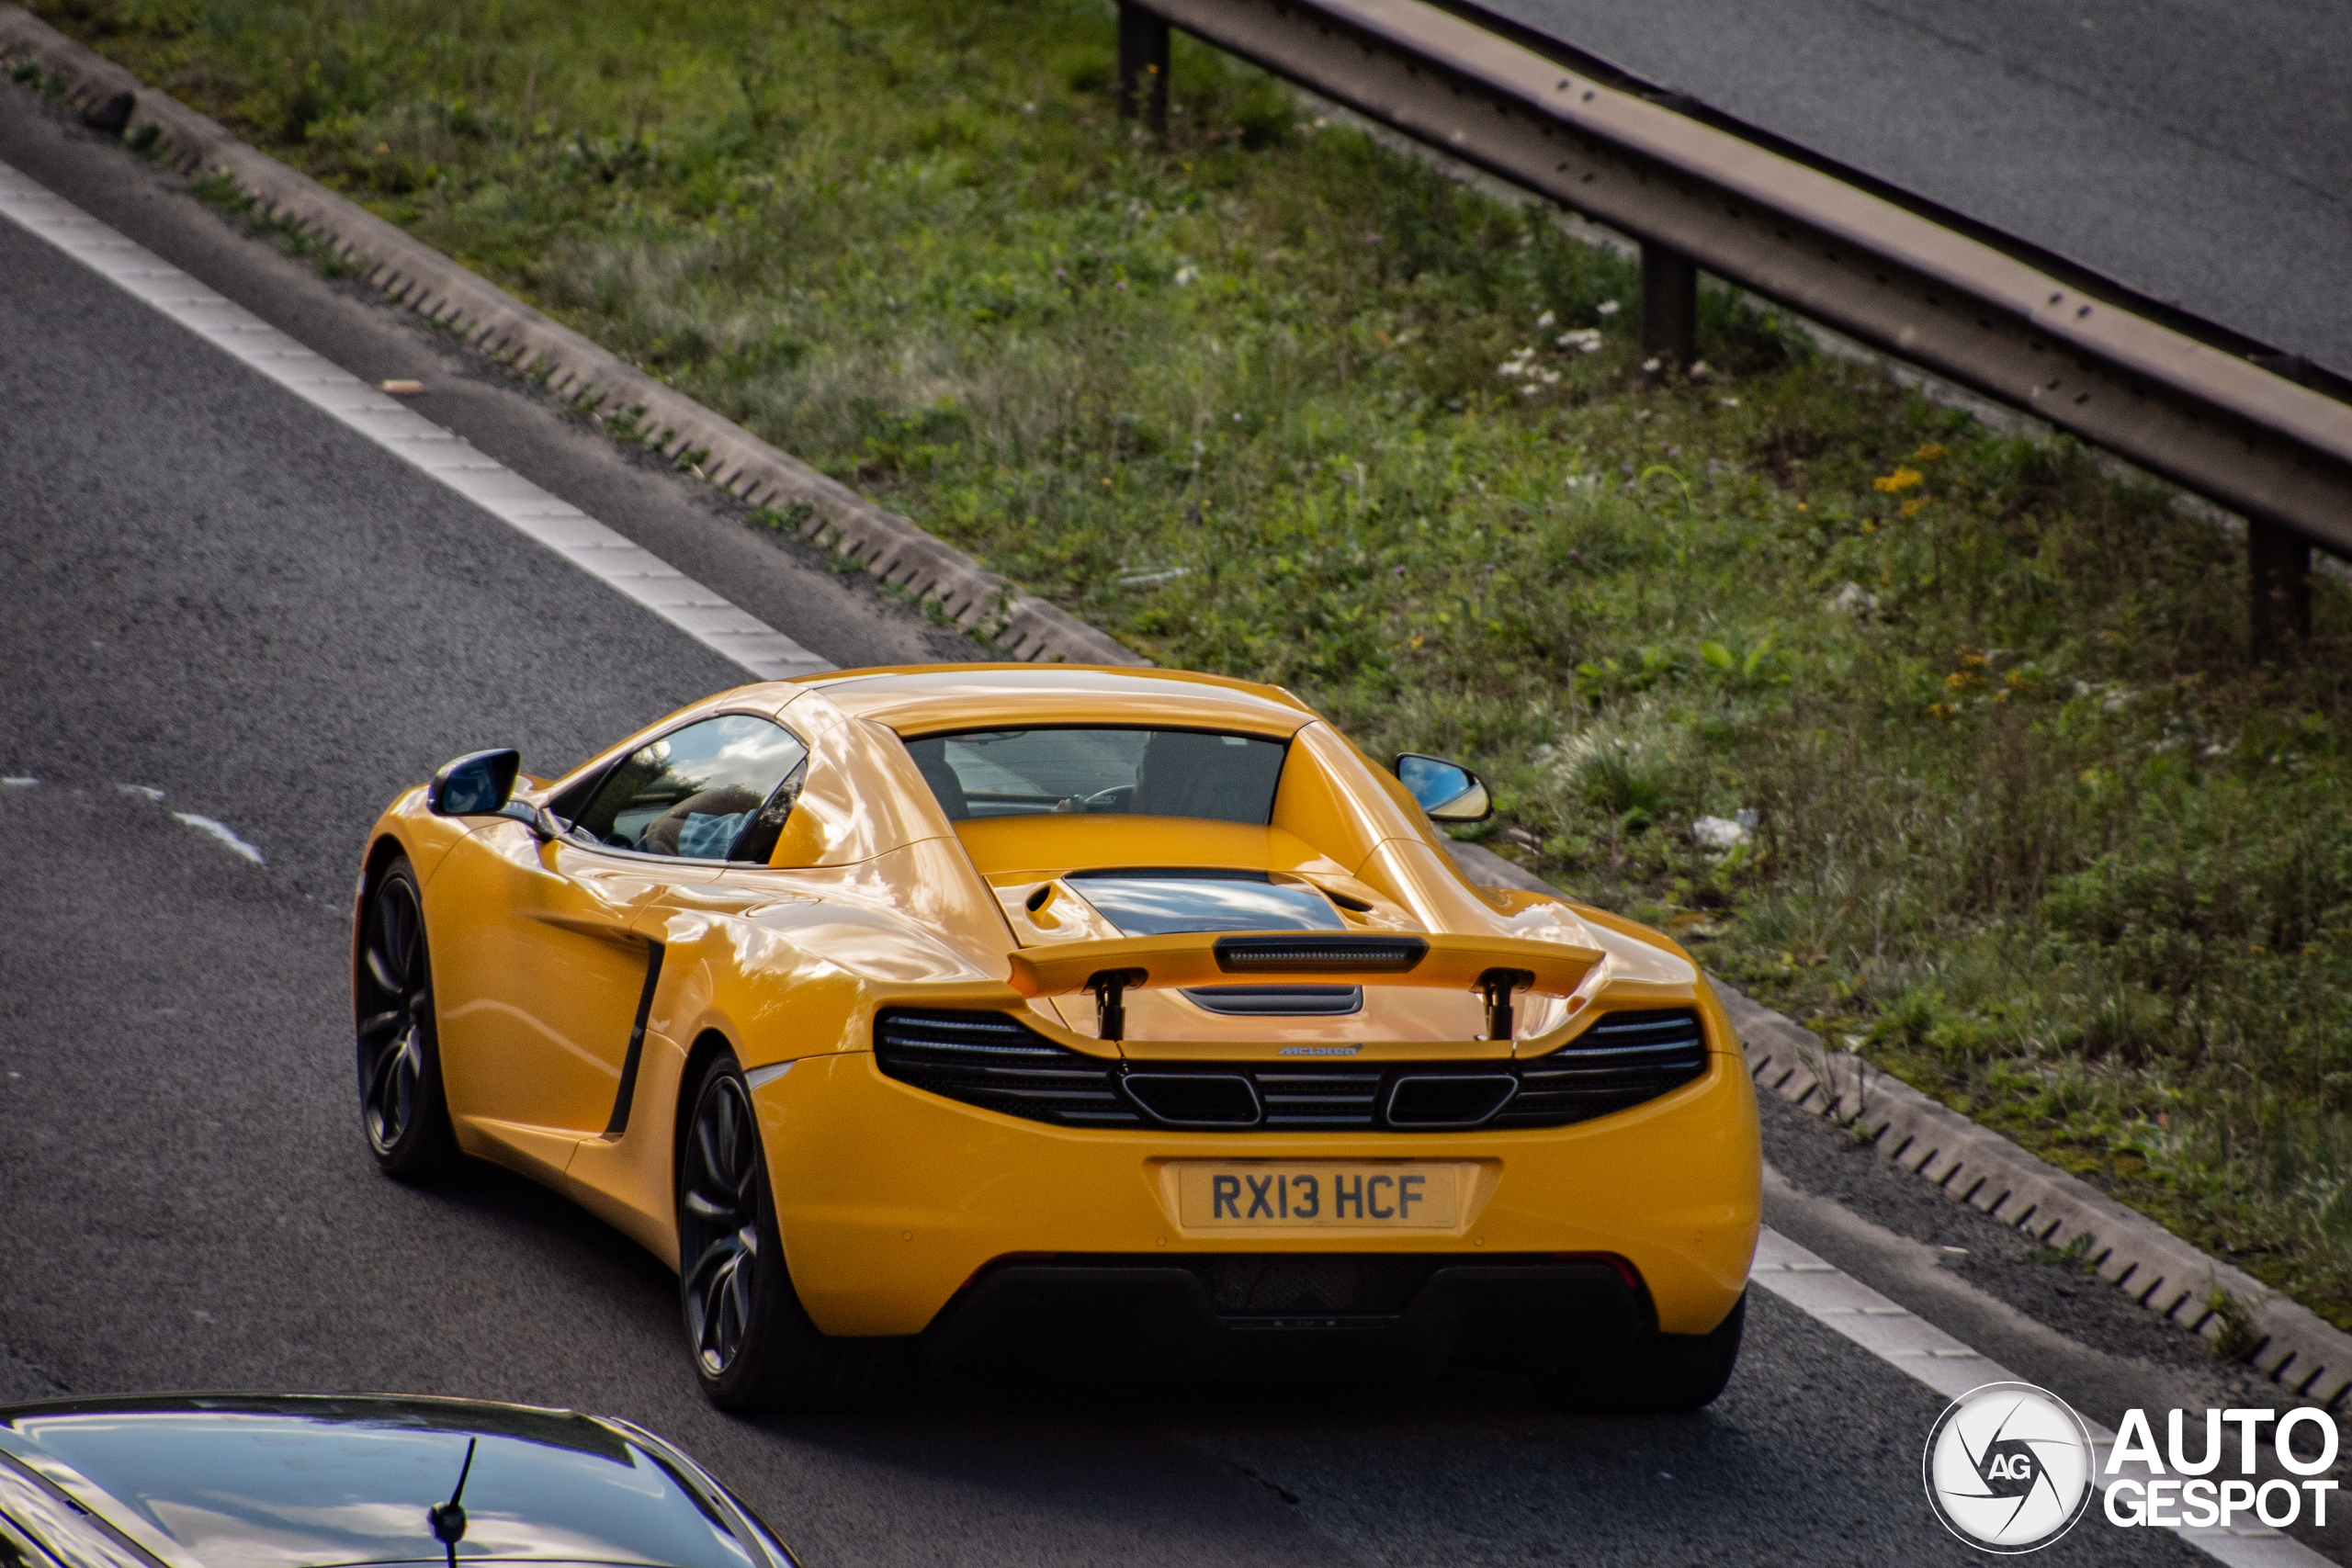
[
  {"x1": 902, "y1": 728, "x2": 1284, "y2": 824},
  {"x1": 1, "y1": 1411, "x2": 759, "y2": 1568}
]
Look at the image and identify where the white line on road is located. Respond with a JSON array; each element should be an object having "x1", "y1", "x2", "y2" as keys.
[
  {"x1": 0, "y1": 160, "x2": 831, "y2": 684},
  {"x1": 1753, "y1": 1227, "x2": 2330, "y2": 1565},
  {"x1": 171, "y1": 811, "x2": 265, "y2": 864}
]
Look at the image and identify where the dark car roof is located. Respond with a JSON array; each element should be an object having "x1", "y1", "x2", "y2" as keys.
[{"x1": 0, "y1": 1396, "x2": 790, "y2": 1568}]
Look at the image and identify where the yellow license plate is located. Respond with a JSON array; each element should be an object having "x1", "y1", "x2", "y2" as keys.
[{"x1": 1171, "y1": 1162, "x2": 1468, "y2": 1229}]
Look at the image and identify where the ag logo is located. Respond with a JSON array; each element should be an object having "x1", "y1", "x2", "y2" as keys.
[{"x1": 1923, "y1": 1382, "x2": 2095, "y2": 1553}]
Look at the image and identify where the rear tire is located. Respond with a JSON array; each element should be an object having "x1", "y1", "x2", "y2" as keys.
[
  {"x1": 1545, "y1": 1292, "x2": 1745, "y2": 1414},
  {"x1": 677, "y1": 1051, "x2": 910, "y2": 1413},
  {"x1": 355, "y1": 857, "x2": 459, "y2": 1181}
]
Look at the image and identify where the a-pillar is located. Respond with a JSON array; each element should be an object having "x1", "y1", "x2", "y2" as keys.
[{"x1": 1117, "y1": 4, "x2": 1170, "y2": 140}]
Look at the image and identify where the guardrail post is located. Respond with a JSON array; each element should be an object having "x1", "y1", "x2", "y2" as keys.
[
  {"x1": 2248, "y1": 518, "x2": 2312, "y2": 661},
  {"x1": 1117, "y1": 4, "x2": 1170, "y2": 140},
  {"x1": 1639, "y1": 242, "x2": 1698, "y2": 372}
]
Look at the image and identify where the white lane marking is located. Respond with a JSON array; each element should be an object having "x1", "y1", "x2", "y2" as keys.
[
  {"x1": 170, "y1": 812, "x2": 265, "y2": 864},
  {"x1": 0, "y1": 161, "x2": 831, "y2": 684},
  {"x1": 1753, "y1": 1227, "x2": 2330, "y2": 1566},
  {"x1": 115, "y1": 783, "x2": 165, "y2": 801},
  {"x1": 1, "y1": 777, "x2": 36, "y2": 787}
]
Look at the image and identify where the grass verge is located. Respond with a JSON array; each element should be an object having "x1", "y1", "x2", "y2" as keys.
[{"x1": 28, "y1": 0, "x2": 2352, "y2": 1328}]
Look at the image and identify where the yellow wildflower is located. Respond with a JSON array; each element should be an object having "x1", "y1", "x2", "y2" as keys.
[
  {"x1": 1913, "y1": 442, "x2": 1950, "y2": 462},
  {"x1": 1873, "y1": 466, "x2": 1925, "y2": 494},
  {"x1": 1900, "y1": 497, "x2": 1928, "y2": 517}
]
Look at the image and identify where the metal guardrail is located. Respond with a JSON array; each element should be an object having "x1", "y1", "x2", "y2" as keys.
[{"x1": 1119, "y1": 0, "x2": 2352, "y2": 654}]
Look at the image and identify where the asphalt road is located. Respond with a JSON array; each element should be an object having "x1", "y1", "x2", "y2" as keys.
[
  {"x1": 0, "y1": 87, "x2": 2315, "y2": 1567},
  {"x1": 1480, "y1": 0, "x2": 2352, "y2": 378}
]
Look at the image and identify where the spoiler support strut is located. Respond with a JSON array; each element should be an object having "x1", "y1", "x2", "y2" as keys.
[
  {"x1": 1086, "y1": 967, "x2": 1148, "y2": 1043},
  {"x1": 1477, "y1": 967, "x2": 1535, "y2": 1043}
]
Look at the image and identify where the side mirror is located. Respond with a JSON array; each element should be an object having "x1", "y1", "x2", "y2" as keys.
[
  {"x1": 427, "y1": 749, "x2": 522, "y2": 817},
  {"x1": 1395, "y1": 753, "x2": 1493, "y2": 823}
]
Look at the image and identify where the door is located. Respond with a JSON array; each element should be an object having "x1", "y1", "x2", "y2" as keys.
[{"x1": 433, "y1": 713, "x2": 809, "y2": 1141}]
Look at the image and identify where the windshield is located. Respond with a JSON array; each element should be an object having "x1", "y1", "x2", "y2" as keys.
[
  {"x1": 5, "y1": 1413, "x2": 758, "y2": 1568},
  {"x1": 902, "y1": 728, "x2": 1285, "y2": 824}
]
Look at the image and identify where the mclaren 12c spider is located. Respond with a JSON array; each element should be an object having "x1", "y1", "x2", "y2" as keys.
[{"x1": 354, "y1": 664, "x2": 1760, "y2": 1412}]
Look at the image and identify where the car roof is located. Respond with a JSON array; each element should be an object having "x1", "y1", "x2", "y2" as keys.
[
  {"x1": 0, "y1": 1395, "x2": 779, "y2": 1568},
  {"x1": 786, "y1": 664, "x2": 1317, "y2": 738}
]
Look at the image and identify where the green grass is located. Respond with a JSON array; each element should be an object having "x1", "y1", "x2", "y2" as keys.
[{"x1": 32, "y1": 0, "x2": 2352, "y2": 1327}]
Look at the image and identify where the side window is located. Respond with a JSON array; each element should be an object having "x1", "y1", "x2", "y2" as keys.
[{"x1": 568, "y1": 715, "x2": 808, "y2": 862}]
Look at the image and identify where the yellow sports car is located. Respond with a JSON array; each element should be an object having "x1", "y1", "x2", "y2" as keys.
[{"x1": 354, "y1": 665, "x2": 1759, "y2": 1412}]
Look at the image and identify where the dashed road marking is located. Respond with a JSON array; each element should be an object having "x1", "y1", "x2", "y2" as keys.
[
  {"x1": 29, "y1": 776, "x2": 269, "y2": 865},
  {"x1": 0, "y1": 159, "x2": 831, "y2": 684},
  {"x1": 171, "y1": 812, "x2": 266, "y2": 865}
]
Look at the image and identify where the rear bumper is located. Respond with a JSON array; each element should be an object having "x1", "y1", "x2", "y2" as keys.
[
  {"x1": 753, "y1": 1034, "x2": 1759, "y2": 1338},
  {"x1": 922, "y1": 1253, "x2": 1647, "y2": 1378}
]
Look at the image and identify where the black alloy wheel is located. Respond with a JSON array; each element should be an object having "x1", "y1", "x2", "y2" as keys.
[
  {"x1": 355, "y1": 858, "x2": 458, "y2": 1179},
  {"x1": 680, "y1": 1067, "x2": 763, "y2": 1378},
  {"x1": 676, "y1": 1053, "x2": 911, "y2": 1412}
]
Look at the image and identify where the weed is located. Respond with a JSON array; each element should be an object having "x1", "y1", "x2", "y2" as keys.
[
  {"x1": 2032, "y1": 1230, "x2": 2099, "y2": 1271},
  {"x1": 2207, "y1": 1283, "x2": 2264, "y2": 1363},
  {"x1": 752, "y1": 501, "x2": 818, "y2": 536}
]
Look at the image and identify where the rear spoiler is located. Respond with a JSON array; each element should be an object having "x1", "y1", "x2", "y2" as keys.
[{"x1": 1005, "y1": 931, "x2": 1601, "y2": 1042}]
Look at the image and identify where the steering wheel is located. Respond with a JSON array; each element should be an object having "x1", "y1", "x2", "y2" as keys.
[{"x1": 1080, "y1": 784, "x2": 1136, "y2": 814}]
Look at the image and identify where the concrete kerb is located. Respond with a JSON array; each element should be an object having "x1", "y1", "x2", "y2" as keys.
[
  {"x1": 17, "y1": 0, "x2": 2352, "y2": 1415},
  {"x1": 1443, "y1": 836, "x2": 2352, "y2": 1411},
  {"x1": 0, "y1": 5, "x2": 1141, "y2": 670}
]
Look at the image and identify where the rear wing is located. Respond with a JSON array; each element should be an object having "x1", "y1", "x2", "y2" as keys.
[{"x1": 1005, "y1": 931, "x2": 1601, "y2": 1042}]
